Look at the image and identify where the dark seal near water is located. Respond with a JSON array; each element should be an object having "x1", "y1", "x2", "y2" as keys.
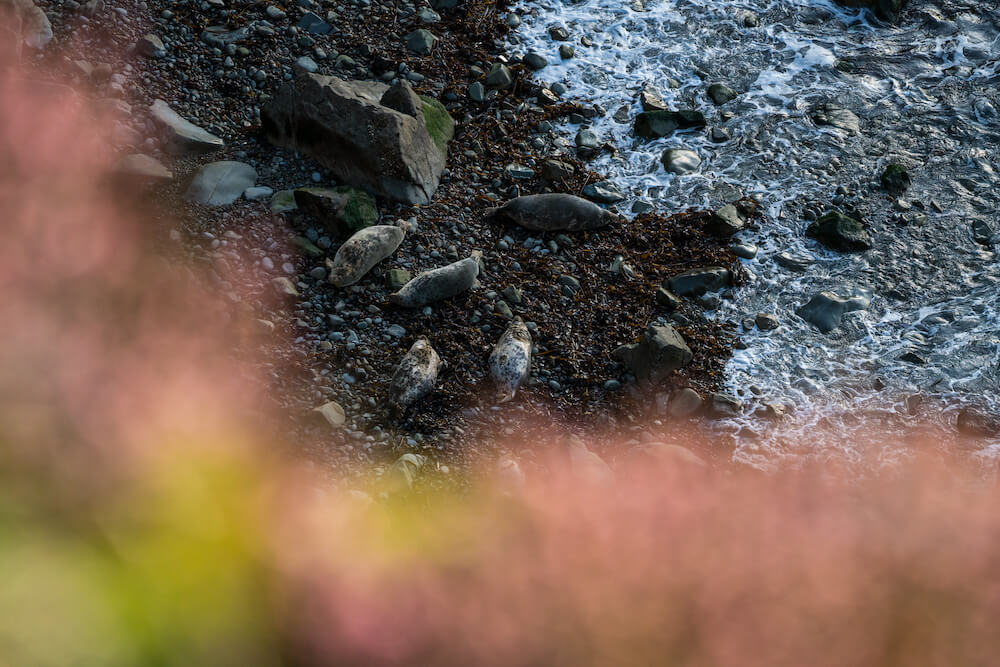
[{"x1": 487, "y1": 193, "x2": 620, "y2": 232}]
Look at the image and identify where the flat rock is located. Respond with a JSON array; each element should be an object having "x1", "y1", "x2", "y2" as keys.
[
  {"x1": 706, "y1": 204, "x2": 744, "y2": 237},
  {"x1": 810, "y1": 103, "x2": 861, "y2": 134},
  {"x1": 150, "y1": 99, "x2": 225, "y2": 155},
  {"x1": 797, "y1": 291, "x2": 869, "y2": 333},
  {"x1": 635, "y1": 110, "x2": 706, "y2": 138},
  {"x1": 111, "y1": 153, "x2": 173, "y2": 183},
  {"x1": 185, "y1": 161, "x2": 257, "y2": 206},
  {"x1": 806, "y1": 210, "x2": 872, "y2": 252}
]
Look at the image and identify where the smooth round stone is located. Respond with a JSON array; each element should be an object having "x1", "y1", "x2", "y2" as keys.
[
  {"x1": 731, "y1": 243, "x2": 758, "y2": 259},
  {"x1": 661, "y1": 148, "x2": 701, "y2": 175}
]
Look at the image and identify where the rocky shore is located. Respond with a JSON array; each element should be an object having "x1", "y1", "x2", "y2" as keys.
[{"x1": 8, "y1": 0, "x2": 761, "y2": 474}]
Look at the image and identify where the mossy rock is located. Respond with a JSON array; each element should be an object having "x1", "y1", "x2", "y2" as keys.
[
  {"x1": 806, "y1": 211, "x2": 872, "y2": 253},
  {"x1": 420, "y1": 95, "x2": 455, "y2": 154},
  {"x1": 880, "y1": 163, "x2": 910, "y2": 194},
  {"x1": 294, "y1": 186, "x2": 378, "y2": 236}
]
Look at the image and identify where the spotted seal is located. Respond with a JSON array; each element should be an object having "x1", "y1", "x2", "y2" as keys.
[
  {"x1": 389, "y1": 251, "x2": 481, "y2": 307},
  {"x1": 486, "y1": 193, "x2": 619, "y2": 232},
  {"x1": 488, "y1": 317, "x2": 532, "y2": 403},
  {"x1": 326, "y1": 224, "x2": 405, "y2": 287},
  {"x1": 384, "y1": 337, "x2": 441, "y2": 419}
]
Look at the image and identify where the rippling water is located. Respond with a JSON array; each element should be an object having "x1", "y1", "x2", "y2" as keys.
[{"x1": 509, "y1": 0, "x2": 1000, "y2": 466}]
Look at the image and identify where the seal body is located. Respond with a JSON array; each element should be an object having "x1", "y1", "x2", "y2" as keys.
[
  {"x1": 489, "y1": 317, "x2": 532, "y2": 402},
  {"x1": 389, "y1": 251, "x2": 481, "y2": 307},
  {"x1": 385, "y1": 337, "x2": 441, "y2": 419},
  {"x1": 326, "y1": 224, "x2": 405, "y2": 287},
  {"x1": 488, "y1": 193, "x2": 618, "y2": 232}
]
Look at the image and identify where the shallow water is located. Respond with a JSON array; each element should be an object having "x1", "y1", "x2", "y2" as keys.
[{"x1": 508, "y1": 0, "x2": 1000, "y2": 466}]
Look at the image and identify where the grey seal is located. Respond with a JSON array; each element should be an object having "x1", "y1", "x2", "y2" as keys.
[
  {"x1": 486, "y1": 193, "x2": 619, "y2": 232},
  {"x1": 389, "y1": 251, "x2": 481, "y2": 307},
  {"x1": 326, "y1": 224, "x2": 405, "y2": 287}
]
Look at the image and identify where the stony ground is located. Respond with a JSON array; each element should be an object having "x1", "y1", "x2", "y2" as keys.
[{"x1": 25, "y1": 0, "x2": 741, "y2": 476}]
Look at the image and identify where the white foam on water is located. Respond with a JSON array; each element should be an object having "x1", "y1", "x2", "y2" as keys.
[{"x1": 508, "y1": 0, "x2": 1000, "y2": 468}]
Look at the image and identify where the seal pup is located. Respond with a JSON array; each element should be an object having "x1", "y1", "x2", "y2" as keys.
[
  {"x1": 384, "y1": 337, "x2": 442, "y2": 419},
  {"x1": 488, "y1": 317, "x2": 532, "y2": 403},
  {"x1": 389, "y1": 251, "x2": 481, "y2": 308},
  {"x1": 486, "y1": 193, "x2": 619, "y2": 232},
  {"x1": 326, "y1": 224, "x2": 405, "y2": 287}
]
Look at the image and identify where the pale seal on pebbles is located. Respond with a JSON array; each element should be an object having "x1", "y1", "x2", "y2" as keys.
[
  {"x1": 389, "y1": 251, "x2": 481, "y2": 307},
  {"x1": 488, "y1": 317, "x2": 532, "y2": 403},
  {"x1": 486, "y1": 193, "x2": 619, "y2": 232},
  {"x1": 325, "y1": 224, "x2": 405, "y2": 287},
  {"x1": 385, "y1": 337, "x2": 441, "y2": 419}
]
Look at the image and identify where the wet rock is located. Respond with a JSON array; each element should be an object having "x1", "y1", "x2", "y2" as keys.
[
  {"x1": 707, "y1": 83, "x2": 738, "y2": 105},
  {"x1": 971, "y1": 218, "x2": 994, "y2": 246},
  {"x1": 262, "y1": 74, "x2": 453, "y2": 204},
  {"x1": 548, "y1": 24, "x2": 569, "y2": 40},
  {"x1": 488, "y1": 193, "x2": 618, "y2": 232},
  {"x1": 468, "y1": 81, "x2": 485, "y2": 102},
  {"x1": 661, "y1": 148, "x2": 701, "y2": 175},
  {"x1": 755, "y1": 313, "x2": 779, "y2": 330},
  {"x1": 796, "y1": 291, "x2": 869, "y2": 333},
  {"x1": 295, "y1": 186, "x2": 378, "y2": 236},
  {"x1": 185, "y1": 161, "x2": 257, "y2": 206},
  {"x1": 639, "y1": 85, "x2": 668, "y2": 112},
  {"x1": 635, "y1": 110, "x2": 706, "y2": 138},
  {"x1": 956, "y1": 408, "x2": 1000, "y2": 437},
  {"x1": 559, "y1": 44, "x2": 575, "y2": 59},
  {"x1": 485, "y1": 63, "x2": 513, "y2": 89},
  {"x1": 706, "y1": 203, "x2": 744, "y2": 237},
  {"x1": 270, "y1": 189, "x2": 297, "y2": 213},
  {"x1": 707, "y1": 392, "x2": 741, "y2": 418},
  {"x1": 666, "y1": 266, "x2": 730, "y2": 297},
  {"x1": 668, "y1": 387, "x2": 703, "y2": 417},
  {"x1": 390, "y1": 252, "x2": 481, "y2": 307},
  {"x1": 732, "y1": 243, "x2": 757, "y2": 259},
  {"x1": 710, "y1": 127, "x2": 731, "y2": 143},
  {"x1": 524, "y1": 52, "x2": 548, "y2": 70},
  {"x1": 150, "y1": 99, "x2": 225, "y2": 155},
  {"x1": 775, "y1": 250, "x2": 814, "y2": 272},
  {"x1": 881, "y1": 163, "x2": 910, "y2": 194},
  {"x1": 613, "y1": 323, "x2": 693, "y2": 384},
  {"x1": 582, "y1": 181, "x2": 624, "y2": 204},
  {"x1": 298, "y1": 11, "x2": 332, "y2": 34},
  {"x1": 810, "y1": 103, "x2": 861, "y2": 134},
  {"x1": 806, "y1": 211, "x2": 872, "y2": 252}
]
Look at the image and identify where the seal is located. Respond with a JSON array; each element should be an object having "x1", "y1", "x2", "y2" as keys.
[
  {"x1": 384, "y1": 337, "x2": 442, "y2": 419},
  {"x1": 486, "y1": 193, "x2": 619, "y2": 232},
  {"x1": 389, "y1": 251, "x2": 481, "y2": 307},
  {"x1": 488, "y1": 317, "x2": 532, "y2": 403},
  {"x1": 326, "y1": 224, "x2": 405, "y2": 287}
]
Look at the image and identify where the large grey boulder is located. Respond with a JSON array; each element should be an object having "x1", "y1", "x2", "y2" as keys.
[
  {"x1": 796, "y1": 291, "x2": 869, "y2": 333},
  {"x1": 613, "y1": 323, "x2": 693, "y2": 384},
  {"x1": 150, "y1": 100, "x2": 225, "y2": 155},
  {"x1": 0, "y1": 0, "x2": 52, "y2": 55},
  {"x1": 262, "y1": 74, "x2": 454, "y2": 205}
]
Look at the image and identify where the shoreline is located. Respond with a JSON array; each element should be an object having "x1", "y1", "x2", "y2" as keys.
[{"x1": 27, "y1": 0, "x2": 741, "y2": 474}]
